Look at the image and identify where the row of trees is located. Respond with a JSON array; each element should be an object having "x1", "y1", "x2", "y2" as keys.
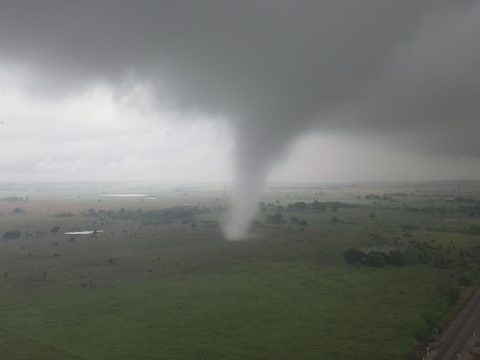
[
  {"x1": 2, "y1": 230, "x2": 21, "y2": 240},
  {"x1": 260, "y1": 200, "x2": 358, "y2": 214},
  {"x1": 265, "y1": 213, "x2": 308, "y2": 226},
  {"x1": 0, "y1": 196, "x2": 29, "y2": 203},
  {"x1": 343, "y1": 248, "x2": 407, "y2": 267},
  {"x1": 285, "y1": 200, "x2": 357, "y2": 212},
  {"x1": 83, "y1": 206, "x2": 210, "y2": 225},
  {"x1": 458, "y1": 203, "x2": 480, "y2": 217}
]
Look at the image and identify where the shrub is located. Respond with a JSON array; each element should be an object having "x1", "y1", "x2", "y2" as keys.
[
  {"x1": 2, "y1": 230, "x2": 20, "y2": 240},
  {"x1": 443, "y1": 287, "x2": 461, "y2": 305},
  {"x1": 387, "y1": 250, "x2": 406, "y2": 267},
  {"x1": 328, "y1": 216, "x2": 339, "y2": 225},
  {"x1": 311, "y1": 200, "x2": 327, "y2": 212},
  {"x1": 365, "y1": 194, "x2": 382, "y2": 201},
  {"x1": 364, "y1": 251, "x2": 387, "y2": 267},
  {"x1": 266, "y1": 212, "x2": 285, "y2": 225},
  {"x1": 459, "y1": 272, "x2": 473, "y2": 287},
  {"x1": 287, "y1": 202, "x2": 309, "y2": 211},
  {"x1": 343, "y1": 248, "x2": 365, "y2": 264},
  {"x1": 404, "y1": 249, "x2": 421, "y2": 264}
]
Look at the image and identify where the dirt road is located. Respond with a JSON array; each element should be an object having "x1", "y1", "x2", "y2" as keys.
[{"x1": 431, "y1": 289, "x2": 480, "y2": 360}]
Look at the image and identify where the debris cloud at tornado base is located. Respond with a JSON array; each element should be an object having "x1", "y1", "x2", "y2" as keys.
[{"x1": 0, "y1": 1, "x2": 479, "y2": 239}]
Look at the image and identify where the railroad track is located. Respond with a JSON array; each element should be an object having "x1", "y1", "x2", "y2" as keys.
[{"x1": 432, "y1": 289, "x2": 480, "y2": 360}]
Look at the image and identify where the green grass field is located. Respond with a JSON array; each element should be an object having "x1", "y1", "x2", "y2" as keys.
[
  {"x1": 0, "y1": 262, "x2": 444, "y2": 360},
  {"x1": 0, "y1": 182, "x2": 479, "y2": 359}
]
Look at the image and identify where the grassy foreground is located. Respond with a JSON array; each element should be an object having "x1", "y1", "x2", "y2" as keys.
[{"x1": 0, "y1": 261, "x2": 442, "y2": 360}]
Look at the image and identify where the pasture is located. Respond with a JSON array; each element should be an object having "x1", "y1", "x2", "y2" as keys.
[{"x1": 0, "y1": 182, "x2": 479, "y2": 359}]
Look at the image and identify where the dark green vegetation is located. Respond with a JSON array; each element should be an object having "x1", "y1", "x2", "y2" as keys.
[
  {"x1": 1, "y1": 181, "x2": 480, "y2": 359},
  {"x1": 344, "y1": 248, "x2": 409, "y2": 267},
  {"x1": 2, "y1": 230, "x2": 21, "y2": 239}
]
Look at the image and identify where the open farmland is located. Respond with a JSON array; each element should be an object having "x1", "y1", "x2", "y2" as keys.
[{"x1": 0, "y1": 181, "x2": 479, "y2": 359}]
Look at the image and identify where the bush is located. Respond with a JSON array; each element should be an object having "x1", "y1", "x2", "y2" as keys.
[
  {"x1": 443, "y1": 287, "x2": 461, "y2": 305},
  {"x1": 404, "y1": 249, "x2": 420, "y2": 264},
  {"x1": 2, "y1": 230, "x2": 21, "y2": 240},
  {"x1": 417, "y1": 251, "x2": 432, "y2": 264},
  {"x1": 459, "y1": 272, "x2": 473, "y2": 287},
  {"x1": 365, "y1": 194, "x2": 382, "y2": 201},
  {"x1": 344, "y1": 248, "x2": 417, "y2": 268},
  {"x1": 287, "y1": 202, "x2": 309, "y2": 211},
  {"x1": 265, "y1": 212, "x2": 285, "y2": 225},
  {"x1": 328, "y1": 216, "x2": 339, "y2": 225},
  {"x1": 311, "y1": 200, "x2": 327, "y2": 212},
  {"x1": 416, "y1": 312, "x2": 441, "y2": 342},
  {"x1": 387, "y1": 250, "x2": 406, "y2": 267},
  {"x1": 364, "y1": 251, "x2": 387, "y2": 267},
  {"x1": 343, "y1": 248, "x2": 365, "y2": 264}
]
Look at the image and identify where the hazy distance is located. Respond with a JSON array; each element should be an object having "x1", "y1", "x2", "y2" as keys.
[{"x1": 0, "y1": 1, "x2": 479, "y2": 237}]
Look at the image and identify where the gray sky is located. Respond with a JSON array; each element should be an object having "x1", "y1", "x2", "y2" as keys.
[{"x1": 0, "y1": 0, "x2": 479, "y2": 184}]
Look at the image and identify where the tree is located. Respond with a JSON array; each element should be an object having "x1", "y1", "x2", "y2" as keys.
[
  {"x1": 387, "y1": 250, "x2": 406, "y2": 267},
  {"x1": 289, "y1": 216, "x2": 299, "y2": 225},
  {"x1": 343, "y1": 248, "x2": 365, "y2": 264},
  {"x1": 266, "y1": 212, "x2": 285, "y2": 224},
  {"x1": 2, "y1": 230, "x2": 20, "y2": 240},
  {"x1": 287, "y1": 202, "x2": 309, "y2": 211},
  {"x1": 442, "y1": 287, "x2": 460, "y2": 305},
  {"x1": 364, "y1": 251, "x2": 387, "y2": 267},
  {"x1": 459, "y1": 272, "x2": 473, "y2": 287},
  {"x1": 312, "y1": 200, "x2": 326, "y2": 212},
  {"x1": 328, "y1": 216, "x2": 339, "y2": 225}
]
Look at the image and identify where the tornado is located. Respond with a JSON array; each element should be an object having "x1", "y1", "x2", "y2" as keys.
[{"x1": 0, "y1": 1, "x2": 479, "y2": 239}]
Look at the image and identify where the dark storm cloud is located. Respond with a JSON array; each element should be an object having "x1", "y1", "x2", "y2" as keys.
[{"x1": 0, "y1": 0, "x2": 478, "y2": 238}]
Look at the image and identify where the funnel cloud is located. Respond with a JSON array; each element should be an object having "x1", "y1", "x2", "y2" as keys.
[{"x1": 0, "y1": 1, "x2": 479, "y2": 239}]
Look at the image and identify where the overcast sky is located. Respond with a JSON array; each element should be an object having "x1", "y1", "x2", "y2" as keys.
[{"x1": 0, "y1": 1, "x2": 479, "y2": 184}]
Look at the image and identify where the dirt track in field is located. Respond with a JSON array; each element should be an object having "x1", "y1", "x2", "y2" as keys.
[{"x1": 431, "y1": 289, "x2": 480, "y2": 360}]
